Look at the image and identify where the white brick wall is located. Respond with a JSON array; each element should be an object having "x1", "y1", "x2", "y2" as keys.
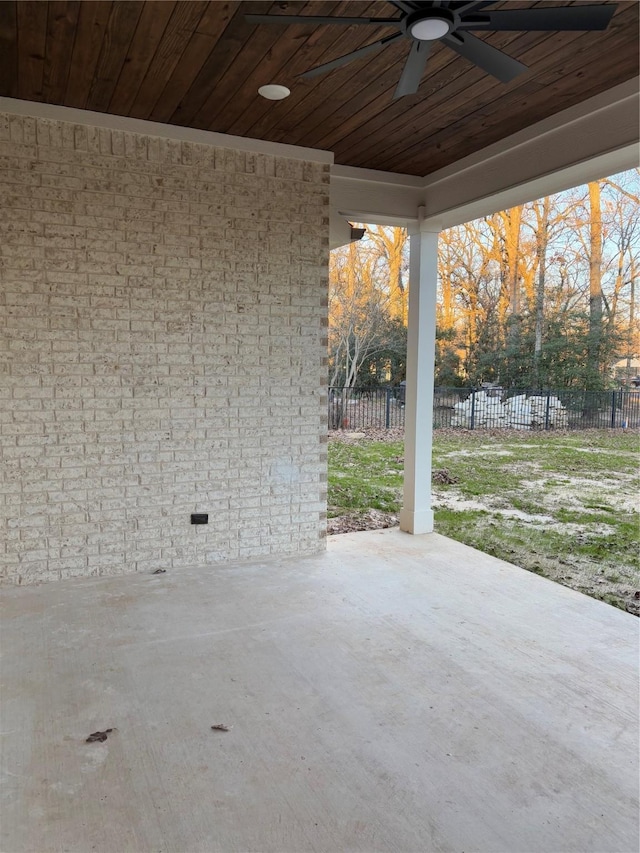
[{"x1": 0, "y1": 112, "x2": 329, "y2": 584}]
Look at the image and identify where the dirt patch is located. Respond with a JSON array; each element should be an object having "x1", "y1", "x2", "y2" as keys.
[
  {"x1": 432, "y1": 494, "x2": 555, "y2": 524},
  {"x1": 515, "y1": 472, "x2": 639, "y2": 516},
  {"x1": 542, "y1": 475, "x2": 638, "y2": 515}
]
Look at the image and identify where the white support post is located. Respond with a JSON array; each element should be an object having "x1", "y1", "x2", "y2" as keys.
[{"x1": 399, "y1": 219, "x2": 440, "y2": 535}]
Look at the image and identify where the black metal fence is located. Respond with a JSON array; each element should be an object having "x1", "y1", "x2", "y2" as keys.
[{"x1": 328, "y1": 386, "x2": 640, "y2": 431}]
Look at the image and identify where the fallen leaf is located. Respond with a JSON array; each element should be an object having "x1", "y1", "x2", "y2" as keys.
[
  {"x1": 152, "y1": 569, "x2": 166, "y2": 575},
  {"x1": 86, "y1": 728, "x2": 113, "y2": 743},
  {"x1": 211, "y1": 724, "x2": 230, "y2": 732}
]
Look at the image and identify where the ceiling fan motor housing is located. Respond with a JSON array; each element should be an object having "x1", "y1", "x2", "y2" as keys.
[{"x1": 405, "y1": 8, "x2": 457, "y2": 41}]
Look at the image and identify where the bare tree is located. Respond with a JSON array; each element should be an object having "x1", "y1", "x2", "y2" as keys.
[{"x1": 328, "y1": 240, "x2": 391, "y2": 389}]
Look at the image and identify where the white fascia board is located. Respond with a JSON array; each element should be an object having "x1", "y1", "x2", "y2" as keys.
[{"x1": 0, "y1": 97, "x2": 334, "y2": 164}]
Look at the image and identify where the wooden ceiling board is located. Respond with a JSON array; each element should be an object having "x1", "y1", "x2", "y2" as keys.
[
  {"x1": 304, "y1": 4, "x2": 583, "y2": 154},
  {"x1": 85, "y1": 1, "x2": 143, "y2": 113},
  {"x1": 226, "y1": 4, "x2": 403, "y2": 139},
  {"x1": 327, "y1": 2, "x2": 637, "y2": 172},
  {"x1": 274, "y1": 40, "x2": 410, "y2": 146},
  {"x1": 128, "y1": 1, "x2": 209, "y2": 119},
  {"x1": 307, "y1": 39, "x2": 526, "y2": 157},
  {"x1": 0, "y1": 0, "x2": 637, "y2": 177},
  {"x1": 289, "y1": 35, "x2": 488, "y2": 149},
  {"x1": 42, "y1": 1, "x2": 80, "y2": 105},
  {"x1": 236, "y1": 1, "x2": 537, "y2": 148},
  {"x1": 63, "y1": 1, "x2": 112, "y2": 109},
  {"x1": 395, "y1": 46, "x2": 640, "y2": 172},
  {"x1": 167, "y1": 1, "x2": 272, "y2": 127},
  {"x1": 256, "y1": 2, "x2": 547, "y2": 149},
  {"x1": 201, "y1": 1, "x2": 347, "y2": 133},
  {"x1": 187, "y1": 1, "x2": 389, "y2": 132},
  {"x1": 0, "y1": 1, "x2": 17, "y2": 99},
  {"x1": 16, "y1": 1, "x2": 48, "y2": 102},
  {"x1": 107, "y1": 0, "x2": 177, "y2": 116},
  {"x1": 148, "y1": 1, "x2": 240, "y2": 124},
  {"x1": 188, "y1": 1, "x2": 302, "y2": 129}
]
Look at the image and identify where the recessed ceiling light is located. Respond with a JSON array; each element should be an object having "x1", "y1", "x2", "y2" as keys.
[{"x1": 258, "y1": 84, "x2": 291, "y2": 100}]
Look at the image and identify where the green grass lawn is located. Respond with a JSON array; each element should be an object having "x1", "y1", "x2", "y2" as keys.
[{"x1": 328, "y1": 430, "x2": 640, "y2": 614}]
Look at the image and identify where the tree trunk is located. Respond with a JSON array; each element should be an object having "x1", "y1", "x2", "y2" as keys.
[
  {"x1": 628, "y1": 261, "x2": 636, "y2": 384},
  {"x1": 500, "y1": 206, "x2": 523, "y2": 316},
  {"x1": 587, "y1": 181, "x2": 603, "y2": 388},
  {"x1": 533, "y1": 198, "x2": 550, "y2": 386},
  {"x1": 368, "y1": 226, "x2": 407, "y2": 324}
]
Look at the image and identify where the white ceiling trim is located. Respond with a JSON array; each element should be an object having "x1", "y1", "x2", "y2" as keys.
[{"x1": 0, "y1": 97, "x2": 335, "y2": 164}]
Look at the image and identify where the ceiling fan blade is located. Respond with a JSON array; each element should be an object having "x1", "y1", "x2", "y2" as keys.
[
  {"x1": 245, "y1": 14, "x2": 400, "y2": 26},
  {"x1": 394, "y1": 40, "x2": 432, "y2": 99},
  {"x1": 460, "y1": 5, "x2": 616, "y2": 32},
  {"x1": 300, "y1": 33, "x2": 404, "y2": 79},
  {"x1": 444, "y1": 32, "x2": 527, "y2": 82}
]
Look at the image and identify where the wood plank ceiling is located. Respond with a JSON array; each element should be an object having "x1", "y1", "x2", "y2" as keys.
[{"x1": 0, "y1": 0, "x2": 637, "y2": 176}]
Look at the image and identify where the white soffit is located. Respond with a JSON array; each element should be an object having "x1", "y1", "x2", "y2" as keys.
[{"x1": 0, "y1": 97, "x2": 334, "y2": 165}]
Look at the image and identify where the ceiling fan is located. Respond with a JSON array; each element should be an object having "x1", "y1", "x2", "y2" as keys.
[{"x1": 245, "y1": 2, "x2": 617, "y2": 99}]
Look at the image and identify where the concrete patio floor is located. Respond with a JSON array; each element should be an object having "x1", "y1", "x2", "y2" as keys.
[{"x1": 1, "y1": 529, "x2": 638, "y2": 853}]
